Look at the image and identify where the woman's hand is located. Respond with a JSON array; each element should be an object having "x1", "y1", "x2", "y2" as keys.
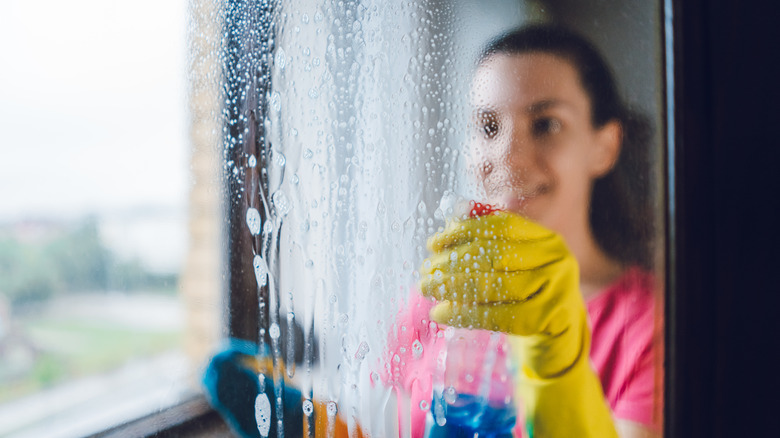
[
  {"x1": 420, "y1": 212, "x2": 574, "y2": 336},
  {"x1": 419, "y1": 211, "x2": 582, "y2": 377},
  {"x1": 419, "y1": 211, "x2": 618, "y2": 437}
]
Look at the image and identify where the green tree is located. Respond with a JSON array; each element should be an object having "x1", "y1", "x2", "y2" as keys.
[
  {"x1": 0, "y1": 237, "x2": 62, "y2": 305},
  {"x1": 46, "y1": 217, "x2": 112, "y2": 292},
  {"x1": 1, "y1": 217, "x2": 178, "y2": 307}
]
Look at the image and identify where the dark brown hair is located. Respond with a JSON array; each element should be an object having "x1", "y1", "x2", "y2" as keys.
[{"x1": 480, "y1": 24, "x2": 654, "y2": 268}]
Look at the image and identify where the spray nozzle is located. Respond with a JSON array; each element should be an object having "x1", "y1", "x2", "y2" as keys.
[{"x1": 437, "y1": 192, "x2": 501, "y2": 221}]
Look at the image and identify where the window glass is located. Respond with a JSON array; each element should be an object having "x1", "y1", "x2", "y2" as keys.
[
  {"x1": 0, "y1": 0, "x2": 222, "y2": 436},
  {"x1": 223, "y1": 0, "x2": 664, "y2": 436}
]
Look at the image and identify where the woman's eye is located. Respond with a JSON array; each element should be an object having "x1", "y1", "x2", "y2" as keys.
[
  {"x1": 479, "y1": 116, "x2": 499, "y2": 139},
  {"x1": 482, "y1": 121, "x2": 498, "y2": 139},
  {"x1": 532, "y1": 117, "x2": 562, "y2": 136}
]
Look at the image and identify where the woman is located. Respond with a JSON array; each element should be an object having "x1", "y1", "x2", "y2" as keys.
[{"x1": 392, "y1": 24, "x2": 660, "y2": 438}]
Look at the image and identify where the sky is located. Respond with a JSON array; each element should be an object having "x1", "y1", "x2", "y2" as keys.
[
  {"x1": 0, "y1": 0, "x2": 190, "y2": 271},
  {"x1": 0, "y1": 0, "x2": 188, "y2": 220}
]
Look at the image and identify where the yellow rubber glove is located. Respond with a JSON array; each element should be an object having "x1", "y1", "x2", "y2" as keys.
[{"x1": 419, "y1": 211, "x2": 617, "y2": 438}]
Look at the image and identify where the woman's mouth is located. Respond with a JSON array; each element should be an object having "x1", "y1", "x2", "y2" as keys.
[{"x1": 491, "y1": 189, "x2": 543, "y2": 214}]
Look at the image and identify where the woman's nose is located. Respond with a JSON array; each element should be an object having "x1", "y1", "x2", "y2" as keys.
[{"x1": 501, "y1": 125, "x2": 536, "y2": 170}]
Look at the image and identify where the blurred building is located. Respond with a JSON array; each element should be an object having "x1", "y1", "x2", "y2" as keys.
[{"x1": 179, "y1": 0, "x2": 225, "y2": 384}]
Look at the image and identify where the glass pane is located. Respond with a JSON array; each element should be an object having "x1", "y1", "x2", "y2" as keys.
[
  {"x1": 217, "y1": 0, "x2": 664, "y2": 436},
  {"x1": 0, "y1": 0, "x2": 223, "y2": 436}
]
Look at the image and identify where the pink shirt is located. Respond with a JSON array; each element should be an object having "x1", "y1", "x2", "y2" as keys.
[
  {"x1": 384, "y1": 267, "x2": 661, "y2": 436},
  {"x1": 587, "y1": 266, "x2": 662, "y2": 430}
]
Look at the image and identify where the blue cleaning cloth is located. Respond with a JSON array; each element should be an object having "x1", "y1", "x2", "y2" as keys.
[{"x1": 202, "y1": 338, "x2": 303, "y2": 437}]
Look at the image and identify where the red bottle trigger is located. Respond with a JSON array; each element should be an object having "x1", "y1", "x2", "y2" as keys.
[{"x1": 468, "y1": 201, "x2": 500, "y2": 218}]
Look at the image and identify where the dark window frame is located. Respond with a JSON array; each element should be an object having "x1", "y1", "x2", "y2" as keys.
[{"x1": 664, "y1": 0, "x2": 780, "y2": 436}]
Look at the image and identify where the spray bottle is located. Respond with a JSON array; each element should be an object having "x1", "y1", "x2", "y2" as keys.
[{"x1": 424, "y1": 194, "x2": 517, "y2": 438}]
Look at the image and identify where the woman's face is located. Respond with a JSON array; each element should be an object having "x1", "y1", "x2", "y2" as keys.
[{"x1": 470, "y1": 52, "x2": 620, "y2": 235}]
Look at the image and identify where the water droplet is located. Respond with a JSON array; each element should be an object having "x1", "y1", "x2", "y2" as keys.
[
  {"x1": 329, "y1": 294, "x2": 338, "y2": 304},
  {"x1": 326, "y1": 401, "x2": 338, "y2": 417},
  {"x1": 444, "y1": 385, "x2": 457, "y2": 404},
  {"x1": 354, "y1": 341, "x2": 370, "y2": 360},
  {"x1": 444, "y1": 326, "x2": 455, "y2": 339},
  {"x1": 248, "y1": 155, "x2": 257, "y2": 167},
  {"x1": 255, "y1": 393, "x2": 271, "y2": 437},
  {"x1": 404, "y1": 217, "x2": 415, "y2": 235},
  {"x1": 272, "y1": 191, "x2": 290, "y2": 216},
  {"x1": 419, "y1": 400, "x2": 429, "y2": 411},
  {"x1": 269, "y1": 322, "x2": 280, "y2": 339},
  {"x1": 309, "y1": 87, "x2": 319, "y2": 99},
  {"x1": 273, "y1": 150, "x2": 286, "y2": 167},
  {"x1": 412, "y1": 339, "x2": 423, "y2": 358},
  {"x1": 302, "y1": 399, "x2": 314, "y2": 416},
  {"x1": 370, "y1": 371, "x2": 380, "y2": 383},
  {"x1": 434, "y1": 396, "x2": 447, "y2": 426},
  {"x1": 263, "y1": 220, "x2": 274, "y2": 235},
  {"x1": 246, "y1": 208, "x2": 262, "y2": 235},
  {"x1": 450, "y1": 251, "x2": 458, "y2": 262},
  {"x1": 303, "y1": 148, "x2": 313, "y2": 159},
  {"x1": 253, "y1": 255, "x2": 268, "y2": 287},
  {"x1": 276, "y1": 47, "x2": 286, "y2": 70}
]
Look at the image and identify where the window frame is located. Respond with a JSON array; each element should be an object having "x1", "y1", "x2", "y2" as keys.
[
  {"x1": 98, "y1": 0, "x2": 780, "y2": 435},
  {"x1": 222, "y1": 0, "x2": 274, "y2": 347},
  {"x1": 664, "y1": 0, "x2": 780, "y2": 436},
  {"x1": 87, "y1": 397, "x2": 228, "y2": 438}
]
